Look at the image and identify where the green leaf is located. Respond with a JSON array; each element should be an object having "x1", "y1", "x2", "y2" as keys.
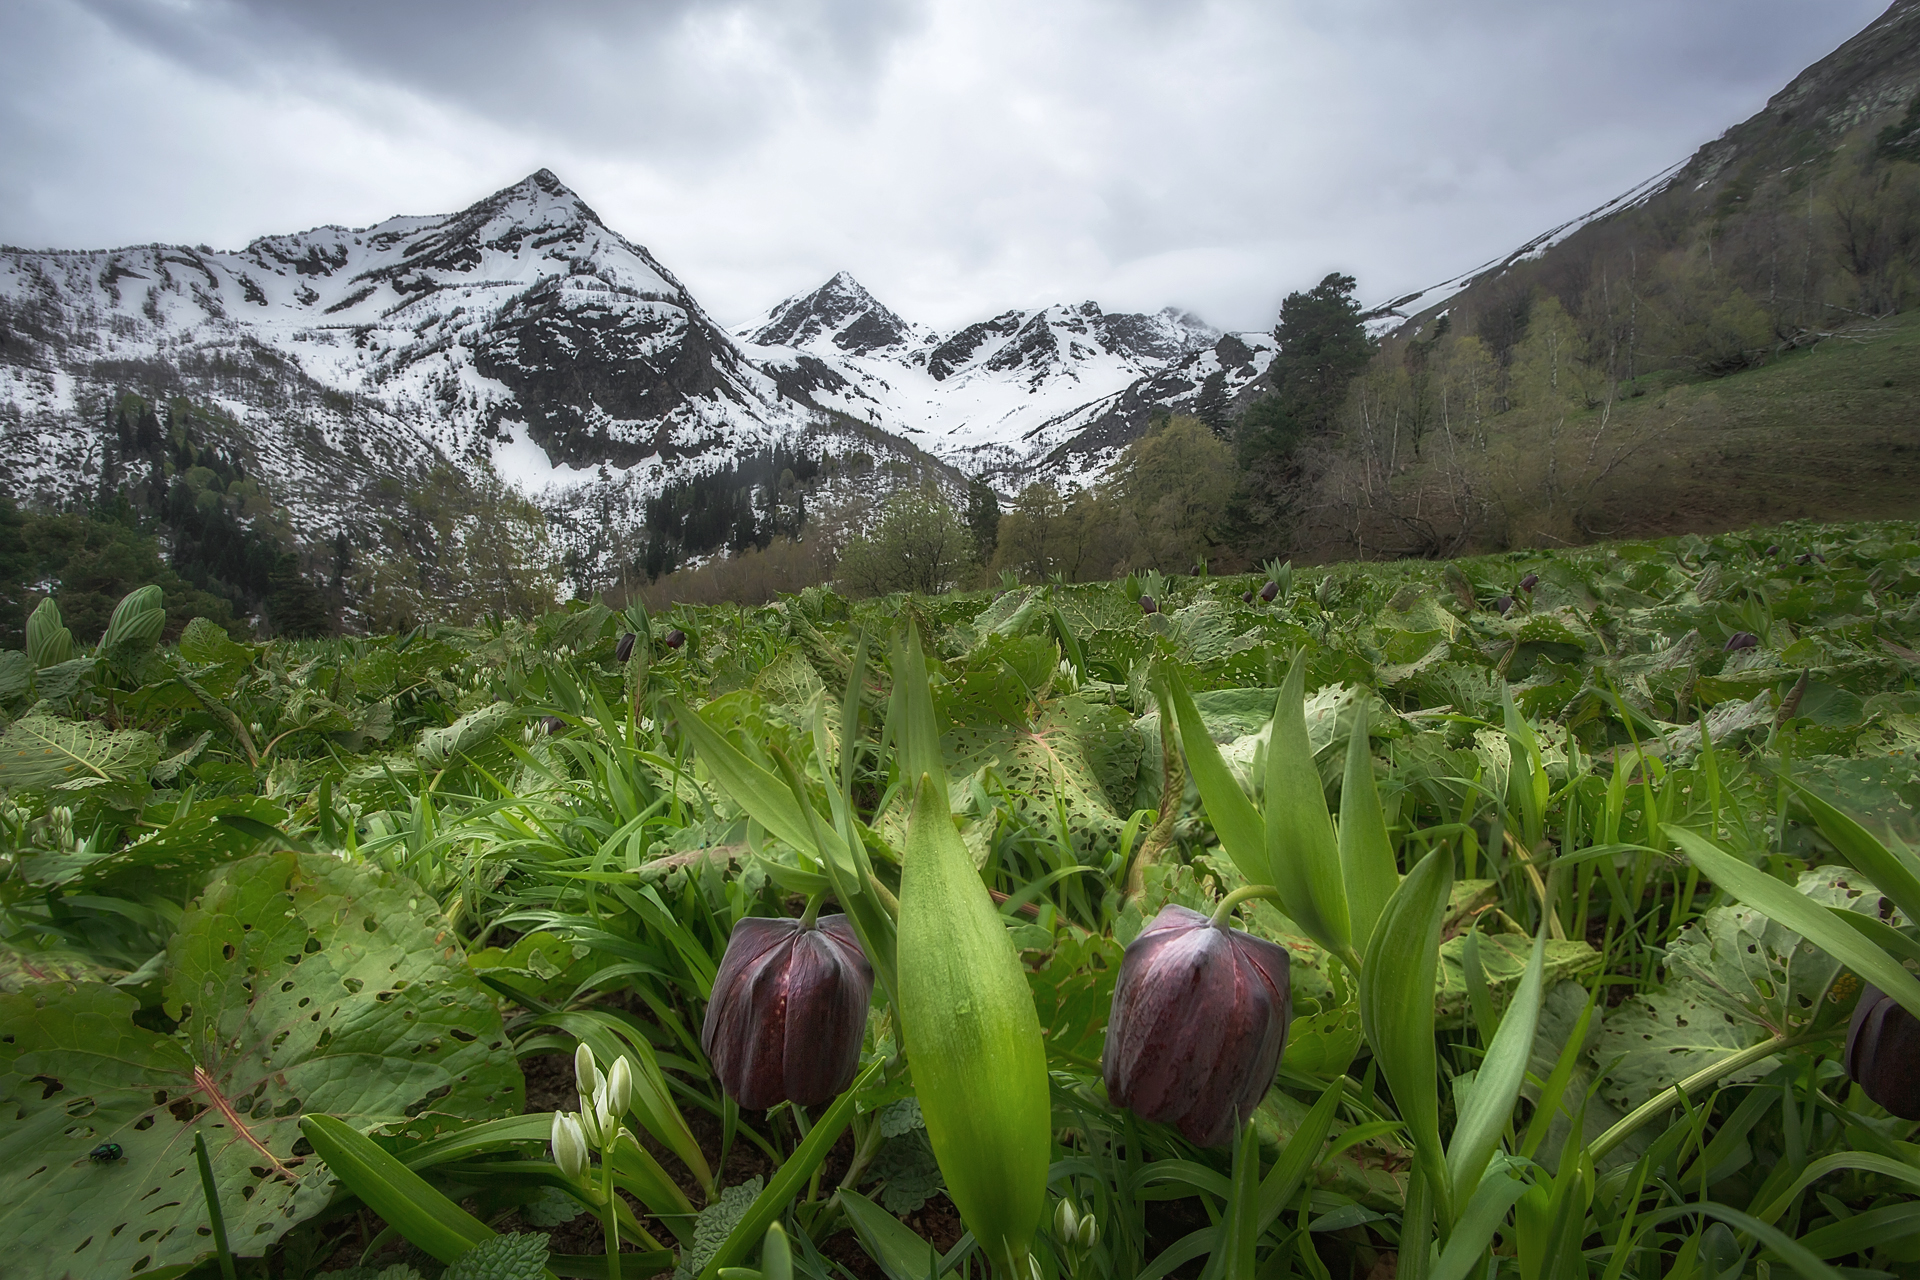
[
  {"x1": 0, "y1": 714, "x2": 158, "y2": 791},
  {"x1": 898, "y1": 772, "x2": 1050, "y2": 1279},
  {"x1": 1431, "y1": 1170, "x2": 1530, "y2": 1280},
  {"x1": 178, "y1": 617, "x2": 252, "y2": 669},
  {"x1": 1599, "y1": 862, "x2": 1875, "y2": 1110},
  {"x1": 667, "y1": 697, "x2": 852, "y2": 873},
  {"x1": 0, "y1": 852, "x2": 522, "y2": 1279},
  {"x1": 1162, "y1": 664, "x2": 1269, "y2": 890},
  {"x1": 1337, "y1": 696, "x2": 1398, "y2": 955},
  {"x1": 1223, "y1": 1118, "x2": 1262, "y2": 1280},
  {"x1": 417, "y1": 702, "x2": 521, "y2": 767},
  {"x1": 1785, "y1": 779, "x2": 1920, "y2": 928},
  {"x1": 100, "y1": 585, "x2": 166, "y2": 664},
  {"x1": 443, "y1": 1232, "x2": 553, "y2": 1280},
  {"x1": 0, "y1": 650, "x2": 32, "y2": 702},
  {"x1": 25, "y1": 597, "x2": 72, "y2": 669},
  {"x1": 698, "y1": 1057, "x2": 882, "y2": 1280},
  {"x1": 1446, "y1": 931, "x2": 1546, "y2": 1209},
  {"x1": 1358, "y1": 845, "x2": 1453, "y2": 1220},
  {"x1": 1265, "y1": 654, "x2": 1352, "y2": 962},
  {"x1": 299, "y1": 1113, "x2": 492, "y2": 1264},
  {"x1": 839, "y1": 1189, "x2": 940, "y2": 1280},
  {"x1": 679, "y1": 1178, "x2": 763, "y2": 1280}
]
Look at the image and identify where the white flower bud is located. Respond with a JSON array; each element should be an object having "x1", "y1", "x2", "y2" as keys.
[
  {"x1": 606, "y1": 1055, "x2": 634, "y2": 1118},
  {"x1": 574, "y1": 1042, "x2": 598, "y2": 1093},
  {"x1": 1054, "y1": 1198, "x2": 1079, "y2": 1245},
  {"x1": 551, "y1": 1111, "x2": 588, "y2": 1180},
  {"x1": 1078, "y1": 1214, "x2": 1098, "y2": 1251}
]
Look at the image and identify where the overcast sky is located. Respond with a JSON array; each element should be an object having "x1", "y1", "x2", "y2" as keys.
[{"x1": 0, "y1": 0, "x2": 1891, "y2": 332}]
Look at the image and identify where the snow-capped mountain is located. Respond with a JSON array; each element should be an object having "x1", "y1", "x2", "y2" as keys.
[
  {"x1": 0, "y1": 169, "x2": 1273, "y2": 585},
  {"x1": 737, "y1": 282, "x2": 1268, "y2": 482}
]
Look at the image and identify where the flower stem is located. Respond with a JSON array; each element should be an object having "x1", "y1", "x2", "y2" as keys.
[
  {"x1": 602, "y1": 1150, "x2": 622, "y2": 1280},
  {"x1": 800, "y1": 891, "x2": 826, "y2": 929},
  {"x1": 1210, "y1": 883, "x2": 1288, "y2": 929},
  {"x1": 1587, "y1": 1028, "x2": 1838, "y2": 1162}
]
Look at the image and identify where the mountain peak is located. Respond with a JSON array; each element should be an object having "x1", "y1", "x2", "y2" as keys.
[{"x1": 747, "y1": 271, "x2": 919, "y2": 353}]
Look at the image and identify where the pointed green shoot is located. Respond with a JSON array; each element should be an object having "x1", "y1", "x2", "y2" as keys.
[
  {"x1": 1338, "y1": 697, "x2": 1399, "y2": 955},
  {"x1": 1446, "y1": 928, "x2": 1547, "y2": 1212},
  {"x1": 1163, "y1": 663, "x2": 1269, "y2": 890},
  {"x1": 1264, "y1": 653, "x2": 1353, "y2": 963},
  {"x1": 890, "y1": 627, "x2": 949, "y2": 809},
  {"x1": 668, "y1": 696, "x2": 855, "y2": 876},
  {"x1": 1359, "y1": 845, "x2": 1454, "y2": 1224}
]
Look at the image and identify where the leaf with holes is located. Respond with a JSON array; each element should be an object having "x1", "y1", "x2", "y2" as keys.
[
  {"x1": 1597, "y1": 866, "x2": 1880, "y2": 1111},
  {"x1": 0, "y1": 851, "x2": 522, "y2": 1279}
]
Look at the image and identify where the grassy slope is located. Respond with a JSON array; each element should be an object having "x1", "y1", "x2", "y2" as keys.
[{"x1": 1598, "y1": 309, "x2": 1920, "y2": 534}]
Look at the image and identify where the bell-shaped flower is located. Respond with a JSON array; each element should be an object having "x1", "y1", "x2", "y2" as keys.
[
  {"x1": 1102, "y1": 904, "x2": 1291, "y2": 1147},
  {"x1": 551, "y1": 1111, "x2": 589, "y2": 1180},
  {"x1": 701, "y1": 913, "x2": 874, "y2": 1109},
  {"x1": 1847, "y1": 985, "x2": 1920, "y2": 1120}
]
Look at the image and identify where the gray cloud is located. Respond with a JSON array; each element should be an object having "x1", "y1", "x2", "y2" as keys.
[{"x1": 2, "y1": 0, "x2": 1893, "y2": 331}]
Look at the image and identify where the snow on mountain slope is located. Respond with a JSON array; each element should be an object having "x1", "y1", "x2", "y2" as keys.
[
  {"x1": 0, "y1": 170, "x2": 1274, "y2": 590},
  {"x1": 735, "y1": 281, "x2": 1268, "y2": 481}
]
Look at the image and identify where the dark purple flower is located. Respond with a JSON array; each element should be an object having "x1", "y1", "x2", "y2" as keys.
[
  {"x1": 1846, "y1": 985, "x2": 1920, "y2": 1120},
  {"x1": 542, "y1": 715, "x2": 567, "y2": 734},
  {"x1": 1259, "y1": 581, "x2": 1279, "y2": 603},
  {"x1": 1765, "y1": 545, "x2": 1780, "y2": 557},
  {"x1": 1519, "y1": 574, "x2": 1539, "y2": 592},
  {"x1": 1724, "y1": 632, "x2": 1759, "y2": 651},
  {"x1": 665, "y1": 628, "x2": 687, "y2": 650},
  {"x1": 1242, "y1": 591, "x2": 1255, "y2": 604},
  {"x1": 702, "y1": 915, "x2": 873, "y2": 1109},
  {"x1": 1139, "y1": 595, "x2": 1158, "y2": 615},
  {"x1": 1494, "y1": 595, "x2": 1514, "y2": 615},
  {"x1": 615, "y1": 631, "x2": 637, "y2": 663},
  {"x1": 1103, "y1": 905, "x2": 1290, "y2": 1147}
]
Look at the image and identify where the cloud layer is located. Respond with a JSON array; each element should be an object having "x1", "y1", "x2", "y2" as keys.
[{"x1": 2, "y1": 0, "x2": 1890, "y2": 331}]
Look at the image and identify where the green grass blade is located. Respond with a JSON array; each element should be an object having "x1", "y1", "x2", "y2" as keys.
[
  {"x1": 299, "y1": 1113, "x2": 492, "y2": 1264},
  {"x1": 698, "y1": 1058, "x2": 883, "y2": 1280},
  {"x1": 1430, "y1": 1172, "x2": 1528, "y2": 1280},
  {"x1": 667, "y1": 695, "x2": 852, "y2": 872},
  {"x1": 1784, "y1": 779, "x2": 1920, "y2": 926}
]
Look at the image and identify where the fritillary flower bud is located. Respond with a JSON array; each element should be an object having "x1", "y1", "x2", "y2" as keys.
[
  {"x1": 1139, "y1": 595, "x2": 1157, "y2": 615},
  {"x1": 1519, "y1": 573, "x2": 1539, "y2": 592},
  {"x1": 665, "y1": 629, "x2": 687, "y2": 649},
  {"x1": 1103, "y1": 904, "x2": 1290, "y2": 1148},
  {"x1": 1259, "y1": 581, "x2": 1279, "y2": 602},
  {"x1": 551, "y1": 1111, "x2": 588, "y2": 1180},
  {"x1": 1493, "y1": 595, "x2": 1513, "y2": 615},
  {"x1": 616, "y1": 631, "x2": 637, "y2": 663},
  {"x1": 1725, "y1": 632, "x2": 1759, "y2": 651},
  {"x1": 1846, "y1": 985, "x2": 1920, "y2": 1120},
  {"x1": 702, "y1": 914, "x2": 874, "y2": 1109}
]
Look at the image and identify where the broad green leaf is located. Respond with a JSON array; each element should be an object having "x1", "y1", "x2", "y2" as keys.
[
  {"x1": 1359, "y1": 845, "x2": 1452, "y2": 1219},
  {"x1": 898, "y1": 773, "x2": 1049, "y2": 1279},
  {"x1": 1338, "y1": 697, "x2": 1398, "y2": 954},
  {"x1": 0, "y1": 714, "x2": 158, "y2": 791},
  {"x1": 1599, "y1": 862, "x2": 1878, "y2": 1110},
  {"x1": 417, "y1": 702, "x2": 520, "y2": 766},
  {"x1": 1680, "y1": 834, "x2": 1920, "y2": 1016},
  {"x1": 0, "y1": 852, "x2": 522, "y2": 1279},
  {"x1": 25, "y1": 597, "x2": 71, "y2": 669},
  {"x1": 177, "y1": 616, "x2": 252, "y2": 669},
  {"x1": 0, "y1": 650, "x2": 31, "y2": 702},
  {"x1": 1785, "y1": 779, "x2": 1920, "y2": 927},
  {"x1": 100, "y1": 585, "x2": 166, "y2": 663},
  {"x1": 1265, "y1": 654, "x2": 1352, "y2": 962}
]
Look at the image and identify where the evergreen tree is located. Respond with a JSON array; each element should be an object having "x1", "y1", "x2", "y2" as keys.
[
  {"x1": 965, "y1": 477, "x2": 1001, "y2": 564},
  {"x1": 1230, "y1": 272, "x2": 1374, "y2": 554}
]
